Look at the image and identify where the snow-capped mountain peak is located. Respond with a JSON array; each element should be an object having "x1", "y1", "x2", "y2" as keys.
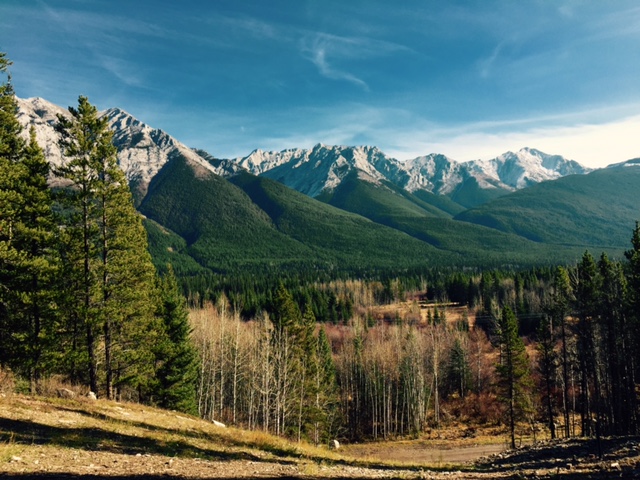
[
  {"x1": 15, "y1": 97, "x2": 70, "y2": 170},
  {"x1": 227, "y1": 142, "x2": 591, "y2": 199},
  {"x1": 233, "y1": 144, "x2": 399, "y2": 197},
  {"x1": 16, "y1": 98, "x2": 218, "y2": 199},
  {"x1": 467, "y1": 147, "x2": 590, "y2": 190},
  {"x1": 16, "y1": 96, "x2": 593, "y2": 206}
]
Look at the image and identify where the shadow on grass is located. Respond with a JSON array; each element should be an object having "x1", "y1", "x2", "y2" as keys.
[
  {"x1": 55, "y1": 404, "x2": 303, "y2": 461},
  {"x1": 26, "y1": 404, "x2": 453, "y2": 473},
  {"x1": 0, "y1": 417, "x2": 273, "y2": 464},
  {"x1": 58, "y1": 405, "x2": 470, "y2": 472},
  {"x1": 2, "y1": 470, "x2": 637, "y2": 480},
  {"x1": 52, "y1": 406, "x2": 445, "y2": 472}
]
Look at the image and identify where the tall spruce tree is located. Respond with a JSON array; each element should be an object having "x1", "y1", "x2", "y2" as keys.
[
  {"x1": 314, "y1": 327, "x2": 338, "y2": 444},
  {"x1": 270, "y1": 283, "x2": 303, "y2": 435},
  {"x1": 625, "y1": 222, "x2": 640, "y2": 433},
  {"x1": 598, "y1": 253, "x2": 632, "y2": 435},
  {"x1": 447, "y1": 337, "x2": 471, "y2": 399},
  {"x1": 496, "y1": 306, "x2": 533, "y2": 449},
  {"x1": 551, "y1": 266, "x2": 573, "y2": 437},
  {"x1": 56, "y1": 96, "x2": 158, "y2": 399},
  {"x1": 296, "y1": 303, "x2": 318, "y2": 442},
  {"x1": 573, "y1": 251, "x2": 600, "y2": 437},
  {"x1": 0, "y1": 52, "x2": 26, "y2": 369},
  {"x1": 0, "y1": 54, "x2": 59, "y2": 390},
  {"x1": 153, "y1": 266, "x2": 198, "y2": 414},
  {"x1": 536, "y1": 314, "x2": 557, "y2": 439}
]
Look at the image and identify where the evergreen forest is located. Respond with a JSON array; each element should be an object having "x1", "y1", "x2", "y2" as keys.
[{"x1": 3, "y1": 51, "x2": 640, "y2": 447}]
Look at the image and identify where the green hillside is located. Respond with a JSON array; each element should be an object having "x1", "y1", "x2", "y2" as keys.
[
  {"x1": 314, "y1": 174, "x2": 581, "y2": 265},
  {"x1": 447, "y1": 177, "x2": 511, "y2": 208},
  {"x1": 455, "y1": 164, "x2": 640, "y2": 248},
  {"x1": 140, "y1": 158, "x2": 462, "y2": 274},
  {"x1": 411, "y1": 189, "x2": 466, "y2": 216},
  {"x1": 139, "y1": 156, "x2": 316, "y2": 272},
  {"x1": 229, "y1": 172, "x2": 459, "y2": 269},
  {"x1": 142, "y1": 217, "x2": 209, "y2": 276},
  {"x1": 319, "y1": 172, "x2": 451, "y2": 220},
  {"x1": 138, "y1": 156, "x2": 637, "y2": 277}
]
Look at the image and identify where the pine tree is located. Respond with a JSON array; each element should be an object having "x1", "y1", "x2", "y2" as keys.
[
  {"x1": 573, "y1": 251, "x2": 600, "y2": 437},
  {"x1": 153, "y1": 266, "x2": 198, "y2": 414},
  {"x1": 550, "y1": 266, "x2": 573, "y2": 437},
  {"x1": 0, "y1": 54, "x2": 59, "y2": 390},
  {"x1": 0, "y1": 52, "x2": 26, "y2": 368},
  {"x1": 270, "y1": 283, "x2": 302, "y2": 435},
  {"x1": 296, "y1": 302, "x2": 318, "y2": 441},
  {"x1": 536, "y1": 314, "x2": 557, "y2": 439},
  {"x1": 624, "y1": 222, "x2": 640, "y2": 432},
  {"x1": 496, "y1": 306, "x2": 533, "y2": 449},
  {"x1": 56, "y1": 96, "x2": 158, "y2": 399},
  {"x1": 598, "y1": 253, "x2": 632, "y2": 434},
  {"x1": 313, "y1": 327, "x2": 339, "y2": 444}
]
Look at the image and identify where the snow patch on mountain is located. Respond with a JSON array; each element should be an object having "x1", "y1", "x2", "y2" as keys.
[
  {"x1": 234, "y1": 144, "x2": 590, "y2": 198},
  {"x1": 466, "y1": 148, "x2": 589, "y2": 189},
  {"x1": 399, "y1": 154, "x2": 465, "y2": 195},
  {"x1": 104, "y1": 107, "x2": 218, "y2": 195},
  {"x1": 235, "y1": 144, "x2": 395, "y2": 197},
  {"x1": 234, "y1": 144, "x2": 591, "y2": 198}
]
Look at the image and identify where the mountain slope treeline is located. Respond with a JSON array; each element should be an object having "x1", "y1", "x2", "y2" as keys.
[{"x1": 15, "y1": 94, "x2": 640, "y2": 284}]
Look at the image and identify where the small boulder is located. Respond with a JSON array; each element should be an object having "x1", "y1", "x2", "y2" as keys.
[
  {"x1": 212, "y1": 420, "x2": 226, "y2": 428},
  {"x1": 87, "y1": 391, "x2": 97, "y2": 400},
  {"x1": 329, "y1": 439, "x2": 340, "y2": 450},
  {"x1": 57, "y1": 388, "x2": 76, "y2": 399}
]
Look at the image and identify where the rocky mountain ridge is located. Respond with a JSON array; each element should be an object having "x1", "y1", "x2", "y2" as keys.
[
  {"x1": 16, "y1": 96, "x2": 592, "y2": 204},
  {"x1": 16, "y1": 97, "x2": 218, "y2": 200},
  {"x1": 233, "y1": 145, "x2": 592, "y2": 198}
]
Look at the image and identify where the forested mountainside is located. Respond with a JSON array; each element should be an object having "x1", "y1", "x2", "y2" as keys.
[{"x1": 15, "y1": 96, "x2": 636, "y2": 280}]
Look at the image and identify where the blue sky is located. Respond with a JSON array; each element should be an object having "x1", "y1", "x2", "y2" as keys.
[{"x1": 2, "y1": 1, "x2": 640, "y2": 167}]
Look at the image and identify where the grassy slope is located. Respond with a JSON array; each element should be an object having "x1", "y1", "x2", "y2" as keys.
[
  {"x1": 455, "y1": 166, "x2": 640, "y2": 249},
  {"x1": 2, "y1": 395, "x2": 637, "y2": 478},
  {"x1": 0, "y1": 395, "x2": 446, "y2": 477}
]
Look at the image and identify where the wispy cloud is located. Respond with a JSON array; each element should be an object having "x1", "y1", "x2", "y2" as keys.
[
  {"x1": 302, "y1": 36, "x2": 369, "y2": 90},
  {"x1": 588, "y1": 5, "x2": 640, "y2": 39},
  {"x1": 300, "y1": 33, "x2": 409, "y2": 90},
  {"x1": 478, "y1": 42, "x2": 504, "y2": 79},
  {"x1": 95, "y1": 55, "x2": 144, "y2": 88},
  {"x1": 29, "y1": 1, "x2": 179, "y2": 94}
]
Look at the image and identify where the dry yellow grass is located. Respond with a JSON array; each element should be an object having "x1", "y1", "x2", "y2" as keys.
[{"x1": 0, "y1": 393, "x2": 465, "y2": 478}]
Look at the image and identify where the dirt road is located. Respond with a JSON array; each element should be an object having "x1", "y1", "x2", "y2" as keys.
[{"x1": 342, "y1": 441, "x2": 508, "y2": 464}]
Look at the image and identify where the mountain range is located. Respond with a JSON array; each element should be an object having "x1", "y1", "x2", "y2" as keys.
[{"x1": 16, "y1": 96, "x2": 640, "y2": 275}]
